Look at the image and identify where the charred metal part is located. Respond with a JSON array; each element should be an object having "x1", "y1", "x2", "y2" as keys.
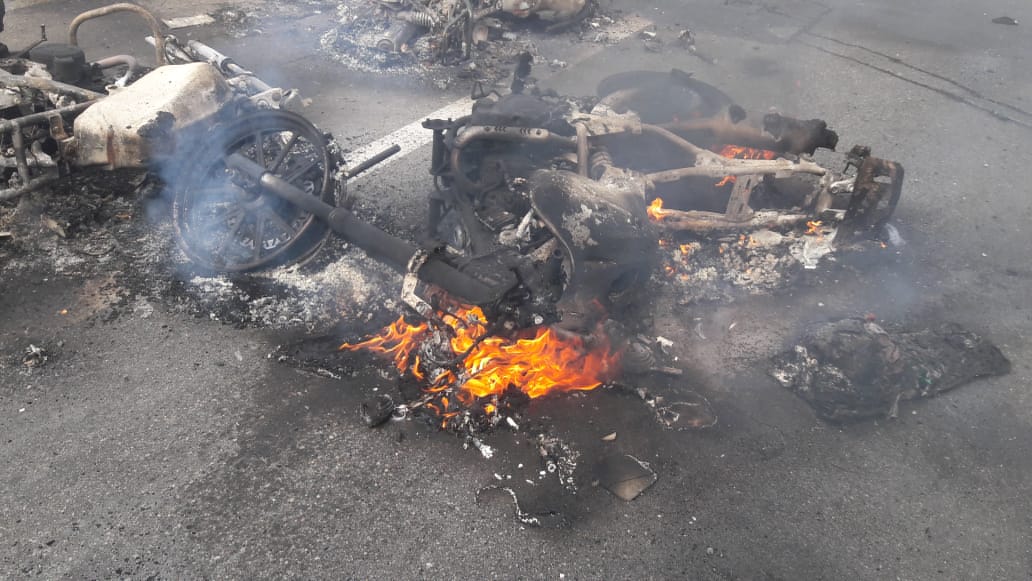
[
  {"x1": 344, "y1": 144, "x2": 402, "y2": 179},
  {"x1": 172, "y1": 110, "x2": 337, "y2": 271},
  {"x1": 725, "y1": 174, "x2": 761, "y2": 220},
  {"x1": 402, "y1": 249, "x2": 434, "y2": 317},
  {"x1": 361, "y1": 394, "x2": 397, "y2": 427},
  {"x1": 527, "y1": 169, "x2": 654, "y2": 331},
  {"x1": 221, "y1": 150, "x2": 514, "y2": 305},
  {"x1": 596, "y1": 454, "x2": 656, "y2": 501},
  {"x1": 407, "y1": 70, "x2": 904, "y2": 329},
  {"x1": 834, "y1": 153, "x2": 904, "y2": 244},
  {"x1": 645, "y1": 154, "x2": 826, "y2": 183},
  {"x1": 0, "y1": 99, "x2": 96, "y2": 200},
  {"x1": 341, "y1": 0, "x2": 591, "y2": 62},
  {"x1": 762, "y1": 113, "x2": 839, "y2": 154},
  {"x1": 0, "y1": 67, "x2": 103, "y2": 101},
  {"x1": 73, "y1": 63, "x2": 233, "y2": 169},
  {"x1": 94, "y1": 55, "x2": 141, "y2": 87},
  {"x1": 377, "y1": 20, "x2": 421, "y2": 52},
  {"x1": 638, "y1": 123, "x2": 828, "y2": 184},
  {"x1": 68, "y1": 3, "x2": 167, "y2": 66},
  {"x1": 13, "y1": 25, "x2": 48, "y2": 60},
  {"x1": 500, "y1": 0, "x2": 588, "y2": 20},
  {"x1": 27, "y1": 43, "x2": 88, "y2": 85},
  {"x1": 1, "y1": 5, "x2": 312, "y2": 201}
]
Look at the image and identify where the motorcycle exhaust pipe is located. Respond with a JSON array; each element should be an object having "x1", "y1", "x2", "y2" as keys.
[{"x1": 224, "y1": 153, "x2": 509, "y2": 306}]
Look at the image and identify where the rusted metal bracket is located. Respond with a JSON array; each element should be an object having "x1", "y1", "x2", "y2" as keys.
[
  {"x1": 402, "y1": 249, "x2": 434, "y2": 318},
  {"x1": 834, "y1": 154, "x2": 905, "y2": 243}
]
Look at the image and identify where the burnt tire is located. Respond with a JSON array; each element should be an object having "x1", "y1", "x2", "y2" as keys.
[{"x1": 171, "y1": 110, "x2": 337, "y2": 272}]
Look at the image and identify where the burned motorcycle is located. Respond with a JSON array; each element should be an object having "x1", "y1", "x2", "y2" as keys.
[
  {"x1": 331, "y1": 0, "x2": 594, "y2": 63},
  {"x1": 0, "y1": 3, "x2": 374, "y2": 268},
  {"x1": 172, "y1": 67, "x2": 903, "y2": 339}
]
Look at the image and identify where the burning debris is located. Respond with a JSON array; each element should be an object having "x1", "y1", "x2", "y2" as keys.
[
  {"x1": 339, "y1": 298, "x2": 623, "y2": 434},
  {"x1": 771, "y1": 318, "x2": 1011, "y2": 422}
]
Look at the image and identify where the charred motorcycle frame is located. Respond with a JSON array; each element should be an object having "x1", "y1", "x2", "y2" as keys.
[{"x1": 177, "y1": 68, "x2": 903, "y2": 334}]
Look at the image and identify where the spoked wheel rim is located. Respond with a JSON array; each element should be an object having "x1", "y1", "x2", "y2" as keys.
[{"x1": 172, "y1": 110, "x2": 337, "y2": 272}]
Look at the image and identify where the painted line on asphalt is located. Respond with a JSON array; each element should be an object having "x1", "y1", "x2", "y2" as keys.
[{"x1": 345, "y1": 14, "x2": 653, "y2": 180}]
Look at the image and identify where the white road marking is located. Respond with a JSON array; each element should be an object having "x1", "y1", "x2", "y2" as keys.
[
  {"x1": 346, "y1": 98, "x2": 477, "y2": 177},
  {"x1": 345, "y1": 14, "x2": 653, "y2": 179}
]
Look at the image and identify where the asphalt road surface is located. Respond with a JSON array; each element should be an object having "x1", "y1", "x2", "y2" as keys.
[{"x1": 2, "y1": 0, "x2": 1030, "y2": 579}]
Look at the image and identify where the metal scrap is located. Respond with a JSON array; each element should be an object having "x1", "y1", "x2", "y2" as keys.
[
  {"x1": 22, "y1": 344, "x2": 47, "y2": 368},
  {"x1": 596, "y1": 454, "x2": 656, "y2": 501},
  {"x1": 361, "y1": 394, "x2": 396, "y2": 427}
]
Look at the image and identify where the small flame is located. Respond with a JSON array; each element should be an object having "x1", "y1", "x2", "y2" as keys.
[
  {"x1": 647, "y1": 197, "x2": 673, "y2": 221},
  {"x1": 712, "y1": 144, "x2": 779, "y2": 187},
  {"x1": 805, "y1": 220, "x2": 823, "y2": 237}
]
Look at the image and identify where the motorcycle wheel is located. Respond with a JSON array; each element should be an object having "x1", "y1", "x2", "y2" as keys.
[{"x1": 171, "y1": 110, "x2": 337, "y2": 272}]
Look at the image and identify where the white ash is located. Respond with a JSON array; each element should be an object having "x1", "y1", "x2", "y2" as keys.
[
  {"x1": 182, "y1": 249, "x2": 399, "y2": 330},
  {"x1": 537, "y1": 433, "x2": 579, "y2": 493},
  {"x1": 660, "y1": 225, "x2": 842, "y2": 305}
]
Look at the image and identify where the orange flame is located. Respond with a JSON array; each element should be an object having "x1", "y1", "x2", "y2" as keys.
[
  {"x1": 805, "y1": 220, "x2": 823, "y2": 237},
  {"x1": 647, "y1": 197, "x2": 673, "y2": 221},
  {"x1": 712, "y1": 144, "x2": 779, "y2": 187},
  {"x1": 341, "y1": 303, "x2": 621, "y2": 411}
]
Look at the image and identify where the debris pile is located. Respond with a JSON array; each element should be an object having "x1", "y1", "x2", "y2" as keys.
[
  {"x1": 656, "y1": 222, "x2": 845, "y2": 305},
  {"x1": 320, "y1": 0, "x2": 621, "y2": 80},
  {"x1": 771, "y1": 318, "x2": 1011, "y2": 421},
  {"x1": 339, "y1": 299, "x2": 623, "y2": 432}
]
